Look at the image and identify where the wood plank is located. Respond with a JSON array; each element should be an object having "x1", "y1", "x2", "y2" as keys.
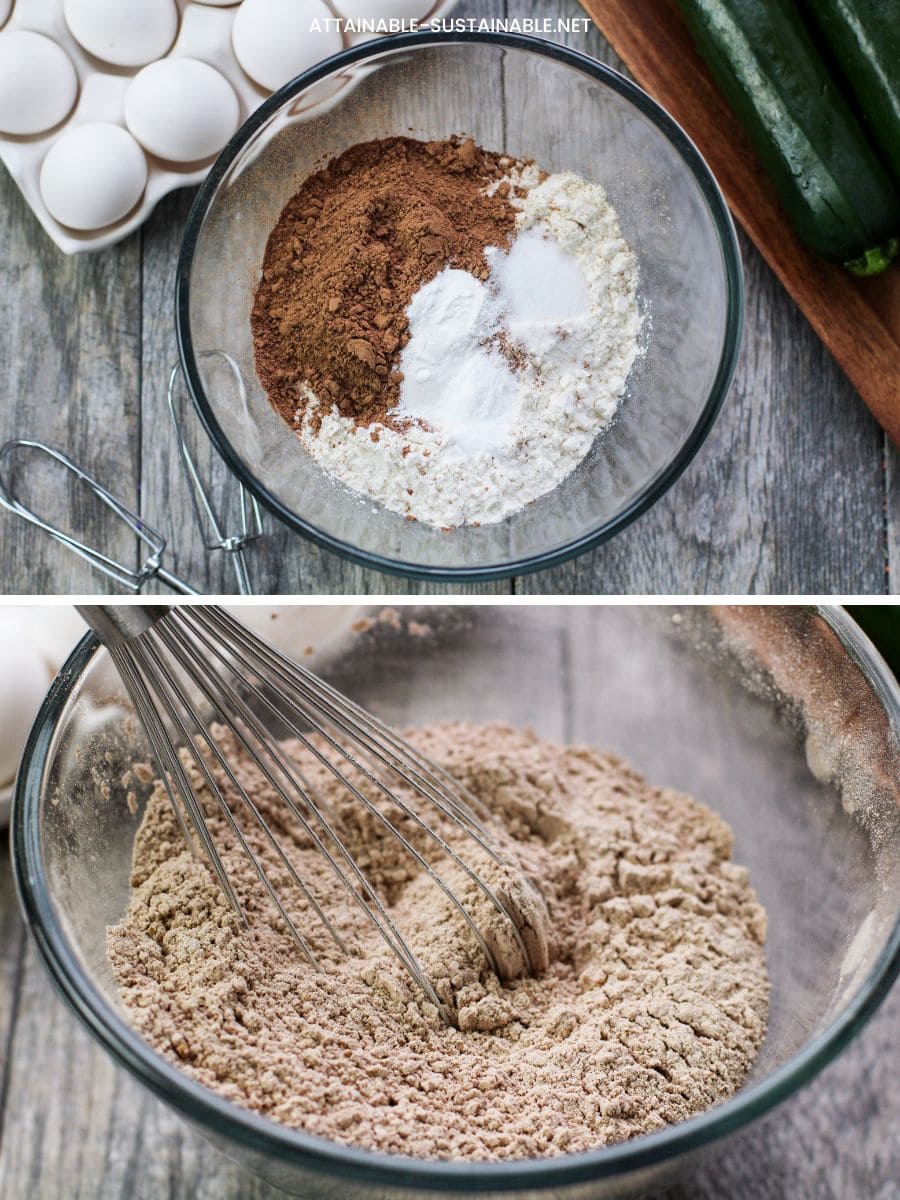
[
  {"x1": 0, "y1": 844, "x2": 25, "y2": 1144},
  {"x1": 0, "y1": 0, "x2": 888, "y2": 596},
  {"x1": 505, "y1": 30, "x2": 885, "y2": 595},
  {"x1": 138, "y1": 187, "x2": 240, "y2": 597},
  {"x1": 0, "y1": 172, "x2": 141, "y2": 595},
  {"x1": 887, "y1": 443, "x2": 900, "y2": 596},
  {"x1": 578, "y1": 0, "x2": 900, "y2": 445}
]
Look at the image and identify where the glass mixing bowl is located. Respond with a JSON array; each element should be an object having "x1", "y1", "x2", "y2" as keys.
[
  {"x1": 176, "y1": 33, "x2": 743, "y2": 581},
  {"x1": 12, "y1": 606, "x2": 900, "y2": 1198}
]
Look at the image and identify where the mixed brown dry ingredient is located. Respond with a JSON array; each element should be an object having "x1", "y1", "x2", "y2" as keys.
[
  {"x1": 108, "y1": 722, "x2": 769, "y2": 1160},
  {"x1": 250, "y1": 137, "x2": 526, "y2": 430}
]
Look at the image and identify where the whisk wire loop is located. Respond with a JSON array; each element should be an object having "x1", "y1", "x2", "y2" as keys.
[
  {"x1": 150, "y1": 624, "x2": 362, "y2": 958},
  {"x1": 78, "y1": 605, "x2": 542, "y2": 1020},
  {"x1": 166, "y1": 358, "x2": 263, "y2": 597},
  {"x1": 152, "y1": 618, "x2": 451, "y2": 1014},
  {"x1": 109, "y1": 643, "x2": 245, "y2": 915},
  {"x1": 137, "y1": 633, "x2": 327, "y2": 969},
  {"x1": 209, "y1": 608, "x2": 498, "y2": 833},
  {"x1": 178, "y1": 609, "x2": 532, "y2": 977},
  {"x1": 112, "y1": 647, "x2": 199, "y2": 856},
  {"x1": 0, "y1": 439, "x2": 198, "y2": 593}
]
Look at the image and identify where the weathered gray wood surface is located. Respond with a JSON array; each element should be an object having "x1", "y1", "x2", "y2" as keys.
[
  {"x1": 888, "y1": 446, "x2": 900, "y2": 594},
  {"x1": 0, "y1": 0, "x2": 894, "y2": 596}
]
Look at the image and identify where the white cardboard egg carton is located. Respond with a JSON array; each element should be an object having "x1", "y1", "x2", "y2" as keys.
[{"x1": 0, "y1": 0, "x2": 458, "y2": 254}]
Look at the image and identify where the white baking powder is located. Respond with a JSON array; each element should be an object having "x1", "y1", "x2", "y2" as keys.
[
  {"x1": 300, "y1": 170, "x2": 642, "y2": 529},
  {"x1": 396, "y1": 267, "x2": 521, "y2": 459}
]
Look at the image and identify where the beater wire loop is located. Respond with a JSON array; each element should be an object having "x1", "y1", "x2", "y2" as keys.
[{"x1": 0, "y1": 439, "x2": 198, "y2": 593}]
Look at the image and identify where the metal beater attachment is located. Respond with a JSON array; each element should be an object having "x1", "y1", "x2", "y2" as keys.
[
  {"x1": 0, "y1": 351, "x2": 262, "y2": 594},
  {"x1": 78, "y1": 605, "x2": 548, "y2": 1023},
  {"x1": 0, "y1": 440, "x2": 200, "y2": 594}
]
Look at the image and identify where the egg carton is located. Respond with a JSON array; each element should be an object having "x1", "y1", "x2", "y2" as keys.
[{"x1": 0, "y1": 0, "x2": 459, "y2": 255}]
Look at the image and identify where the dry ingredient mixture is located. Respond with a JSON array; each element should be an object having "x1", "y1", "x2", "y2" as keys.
[
  {"x1": 108, "y1": 722, "x2": 768, "y2": 1161},
  {"x1": 251, "y1": 137, "x2": 642, "y2": 529}
]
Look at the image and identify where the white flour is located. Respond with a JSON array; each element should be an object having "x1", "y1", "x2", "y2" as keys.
[
  {"x1": 485, "y1": 226, "x2": 592, "y2": 357},
  {"x1": 300, "y1": 170, "x2": 643, "y2": 529}
]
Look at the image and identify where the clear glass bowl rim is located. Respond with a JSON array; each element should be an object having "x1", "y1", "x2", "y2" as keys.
[
  {"x1": 174, "y1": 31, "x2": 745, "y2": 583},
  {"x1": 11, "y1": 607, "x2": 900, "y2": 1192}
]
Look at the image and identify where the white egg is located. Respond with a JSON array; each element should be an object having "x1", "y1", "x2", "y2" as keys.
[
  {"x1": 0, "y1": 31, "x2": 78, "y2": 136},
  {"x1": 125, "y1": 58, "x2": 240, "y2": 163},
  {"x1": 232, "y1": 0, "x2": 341, "y2": 92},
  {"x1": 19, "y1": 606, "x2": 88, "y2": 673},
  {"x1": 0, "y1": 0, "x2": 12, "y2": 28},
  {"x1": 64, "y1": 0, "x2": 178, "y2": 68},
  {"x1": 40, "y1": 123, "x2": 148, "y2": 230},
  {"x1": 0, "y1": 619, "x2": 49, "y2": 787},
  {"x1": 334, "y1": 0, "x2": 432, "y2": 18}
]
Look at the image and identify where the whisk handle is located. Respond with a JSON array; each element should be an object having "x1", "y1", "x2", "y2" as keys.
[{"x1": 77, "y1": 605, "x2": 171, "y2": 647}]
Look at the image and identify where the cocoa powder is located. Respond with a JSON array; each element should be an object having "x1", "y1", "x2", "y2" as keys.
[{"x1": 251, "y1": 137, "x2": 524, "y2": 429}]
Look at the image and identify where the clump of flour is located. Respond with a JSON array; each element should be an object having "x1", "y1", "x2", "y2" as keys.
[
  {"x1": 301, "y1": 170, "x2": 643, "y2": 529},
  {"x1": 108, "y1": 722, "x2": 768, "y2": 1161}
]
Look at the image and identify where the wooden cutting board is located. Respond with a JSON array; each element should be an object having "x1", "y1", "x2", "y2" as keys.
[{"x1": 580, "y1": 0, "x2": 900, "y2": 444}]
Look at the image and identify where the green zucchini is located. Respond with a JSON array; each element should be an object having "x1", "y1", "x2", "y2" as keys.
[
  {"x1": 803, "y1": 0, "x2": 900, "y2": 191},
  {"x1": 676, "y1": 0, "x2": 900, "y2": 275}
]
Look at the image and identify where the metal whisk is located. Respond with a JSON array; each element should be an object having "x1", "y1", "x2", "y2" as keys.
[{"x1": 78, "y1": 605, "x2": 545, "y2": 1022}]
